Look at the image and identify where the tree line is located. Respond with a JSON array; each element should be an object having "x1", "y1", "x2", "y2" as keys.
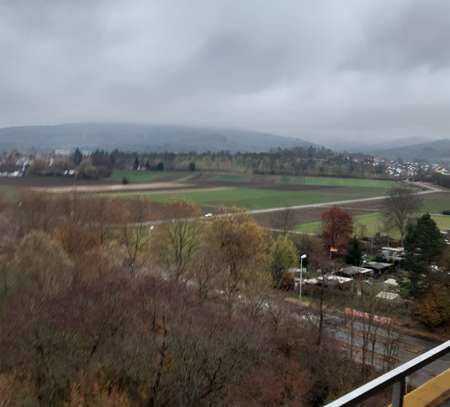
[
  {"x1": 25, "y1": 145, "x2": 389, "y2": 180},
  {"x1": 111, "y1": 146, "x2": 386, "y2": 178}
]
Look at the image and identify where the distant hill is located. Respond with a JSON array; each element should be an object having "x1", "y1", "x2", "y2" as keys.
[
  {"x1": 0, "y1": 123, "x2": 313, "y2": 153},
  {"x1": 330, "y1": 136, "x2": 430, "y2": 153},
  {"x1": 372, "y1": 138, "x2": 450, "y2": 162}
]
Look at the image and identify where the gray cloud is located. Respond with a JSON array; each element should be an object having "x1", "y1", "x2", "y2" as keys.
[
  {"x1": 1, "y1": 0, "x2": 450, "y2": 147},
  {"x1": 345, "y1": 0, "x2": 450, "y2": 72}
]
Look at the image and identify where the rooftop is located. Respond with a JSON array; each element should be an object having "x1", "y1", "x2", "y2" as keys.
[{"x1": 338, "y1": 266, "x2": 373, "y2": 277}]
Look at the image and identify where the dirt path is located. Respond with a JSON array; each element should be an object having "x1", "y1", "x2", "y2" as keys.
[{"x1": 33, "y1": 182, "x2": 190, "y2": 193}]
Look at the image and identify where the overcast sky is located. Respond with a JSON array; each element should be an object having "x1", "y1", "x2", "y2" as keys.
[{"x1": 1, "y1": 0, "x2": 450, "y2": 147}]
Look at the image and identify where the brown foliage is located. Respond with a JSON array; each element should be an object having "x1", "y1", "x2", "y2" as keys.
[
  {"x1": 1, "y1": 277, "x2": 272, "y2": 406},
  {"x1": 321, "y1": 206, "x2": 353, "y2": 253},
  {"x1": 414, "y1": 282, "x2": 450, "y2": 329},
  {"x1": 15, "y1": 191, "x2": 58, "y2": 236},
  {"x1": 0, "y1": 192, "x2": 396, "y2": 406},
  {"x1": 204, "y1": 212, "x2": 272, "y2": 315},
  {"x1": 8, "y1": 231, "x2": 73, "y2": 296}
]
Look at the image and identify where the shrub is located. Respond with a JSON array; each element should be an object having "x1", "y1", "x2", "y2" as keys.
[
  {"x1": 414, "y1": 284, "x2": 450, "y2": 328},
  {"x1": 8, "y1": 231, "x2": 73, "y2": 295}
]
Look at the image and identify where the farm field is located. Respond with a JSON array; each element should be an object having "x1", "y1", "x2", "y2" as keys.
[
  {"x1": 207, "y1": 173, "x2": 399, "y2": 189},
  {"x1": 207, "y1": 173, "x2": 254, "y2": 183},
  {"x1": 288, "y1": 176, "x2": 397, "y2": 188},
  {"x1": 420, "y1": 192, "x2": 450, "y2": 213},
  {"x1": 107, "y1": 170, "x2": 193, "y2": 184},
  {"x1": 0, "y1": 171, "x2": 417, "y2": 215},
  {"x1": 112, "y1": 185, "x2": 394, "y2": 210}
]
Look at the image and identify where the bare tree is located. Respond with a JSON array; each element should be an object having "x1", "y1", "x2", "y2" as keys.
[
  {"x1": 188, "y1": 243, "x2": 219, "y2": 302},
  {"x1": 316, "y1": 259, "x2": 334, "y2": 346},
  {"x1": 14, "y1": 191, "x2": 56, "y2": 237},
  {"x1": 381, "y1": 320, "x2": 402, "y2": 372},
  {"x1": 270, "y1": 208, "x2": 297, "y2": 234},
  {"x1": 150, "y1": 202, "x2": 201, "y2": 282},
  {"x1": 383, "y1": 187, "x2": 422, "y2": 244},
  {"x1": 344, "y1": 289, "x2": 402, "y2": 379},
  {"x1": 120, "y1": 199, "x2": 151, "y2": 274}
]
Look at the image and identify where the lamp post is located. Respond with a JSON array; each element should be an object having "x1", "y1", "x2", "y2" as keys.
[{"x1": 299, "y1": 254, "x2": 307, "y2": 300}]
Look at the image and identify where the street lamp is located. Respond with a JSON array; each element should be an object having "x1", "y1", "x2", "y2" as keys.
[{"x1": 299, "y1": 254, "x2": 307, "y2": 300}]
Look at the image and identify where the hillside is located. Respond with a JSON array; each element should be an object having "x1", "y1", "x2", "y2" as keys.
[
  {"x1": 0, "y1": 123, "x2": 313, "y2": 153},
  {"x1": 372, "y1": 138, "x2": 450, "y2": 162}
]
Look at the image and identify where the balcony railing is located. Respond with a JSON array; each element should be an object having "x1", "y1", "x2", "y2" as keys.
[{"x1": 325, "y1": 340, "x2": 450, "y2": 407}]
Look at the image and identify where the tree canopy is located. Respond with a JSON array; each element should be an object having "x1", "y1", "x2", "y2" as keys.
[
  {"x1": 383, "y1": 187, "x2": 421, "y2": 243},
  {"x1": 405, "y1": 213, "x2": 445, "y2": 296},
  {"x1": 345, "y1": 237, "x2": 362, "y2": 266},
  {"x1": 270, "y1": 236, "x2": 298, "y2": 288},
  {"x1": 321, "y1": 207, "x2": 353, "y2": 254}
]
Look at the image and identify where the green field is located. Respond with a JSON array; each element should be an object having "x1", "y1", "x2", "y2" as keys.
[
  {"x1": 420, "y1": 193, "x2": 450, "y2": 213},
  {"x1": 284, "y1": 176, "x2": 398, "y2": 189},
  {"x1": 108, "y1": 170, "x2": 193, "y2": 184},
  {"x1": 428, "y1": 214, "x2": 450, "y2": 231},
  {"x1": 208, "y1": 174, "x2": 253, "y2": 183},
  {"x1": 108, "y1": 170, "x2": 166, "y2": 183},
  {"x1": 208, "y1": 173, "x2": 399, "y2": 189},
  {"x1": 114, "y1": 185, "x2": 392, "y2": 210},
  {"x1": 296, "y1": 211, "x2": 450, "y2": 237},
  {"x1": 108, "y1": 173, "x2": 407, "y2": 211}
]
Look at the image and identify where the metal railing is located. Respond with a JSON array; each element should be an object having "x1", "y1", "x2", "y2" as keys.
[{"x1": 325, "y1": 340, "x2": 450, "y2": 407}]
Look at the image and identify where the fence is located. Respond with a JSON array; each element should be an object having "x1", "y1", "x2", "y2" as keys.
[{"x1": 325, "y1": 340, "x2": 450, "y2": 407}]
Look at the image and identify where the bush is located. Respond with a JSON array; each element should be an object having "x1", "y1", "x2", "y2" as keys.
[
  {"x1": 280, "y1": 271, "x2": 295, "y2": 291},
  {"x1": 76, "y1": 161, "x2": 99, "y2": 180},
  {"x1": 95, "y1": 166, "x2": 112, "y2": 178},
  {"x1": 414, "y1": 284, "x2": 450, "y2": 328},
  {"x1": 270, "y1": 236, "x2": 298, "y2": 288},
  {"x1": 122, "y1": 176, "x2": 129, "y2": 185},
  {"x1": 8, "y1": 231, "x2": 73, "y2": 295},
  {"x1": 76, "y1": 160, "x2": 112, "y2": 180}
]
